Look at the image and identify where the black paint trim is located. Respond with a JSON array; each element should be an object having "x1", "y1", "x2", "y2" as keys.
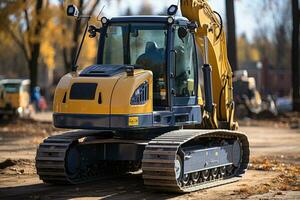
[
  {"x1": 69, "y1": 83, "x2": 97, "y2": 100},
  {"x1": 53, "y1": 113, "x2": 153, "y2": 130},
  {"x1": 53, "y1": 105, "x2": 202, "y2": 130}
]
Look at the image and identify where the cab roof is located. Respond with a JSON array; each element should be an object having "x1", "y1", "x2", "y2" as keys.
[
  {"x1": 0, "y1": 79, "x2": 30, "y2": 85},
  {"x1": 109, "y1": 16, "x2": 189, "y2": 24}
]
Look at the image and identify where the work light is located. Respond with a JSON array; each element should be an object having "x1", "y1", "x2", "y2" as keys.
[
  {"x1": 101, "y1": 17, "x2": 108, "y2": 25},
  {"x1": 167, "y1": 5, "x2": 178, "y2": 16},
  {"x1": 67, "y1": 4, "x2": 79, "y2": 17}
]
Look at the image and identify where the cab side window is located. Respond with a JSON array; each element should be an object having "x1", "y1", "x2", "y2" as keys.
[{"x1": 174, "y1": 26, "x2": 197, "y2": 97}]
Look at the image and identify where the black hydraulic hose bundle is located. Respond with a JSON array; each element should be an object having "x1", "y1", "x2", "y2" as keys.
[{"x1": 213, "y1": 11, "x2": 223, "y2": 40}]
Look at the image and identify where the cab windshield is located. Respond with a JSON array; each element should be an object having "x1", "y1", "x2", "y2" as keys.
[
  {"x1": 3, "y1": 83, "x2": 20, "y2": 93},
  {"x1": 102, "y1": 23, "x2": 167, "y2": 67},
  {"x1": 102, "y1": 23, "x2": 168, "y2": 108}
]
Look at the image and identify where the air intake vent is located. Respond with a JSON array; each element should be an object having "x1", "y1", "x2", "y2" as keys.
[
  {"x1": 69, "y1": 83, "x2": 97, "y2": 100},
  {"x1": 80, "y1": 65, "x2": 126, "y2": 77},
  {"x1": 130, "y1": 81, "x2": 149, "y2": 105}
]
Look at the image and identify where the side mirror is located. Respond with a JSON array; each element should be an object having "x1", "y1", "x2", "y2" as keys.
[
  {"x1": 88, "y1": 25, "x2": 102, "y2": 38},
  {"x1": 67, "y1": 4, "x2": 79, "y2": 17},
  {"x1": 88, "y1": 25, "x2": 97, "y2": 38}
]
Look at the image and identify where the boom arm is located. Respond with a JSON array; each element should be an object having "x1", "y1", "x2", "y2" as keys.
[{"x1": 181, "y1": 0, "x2": 236, "y2": 129}]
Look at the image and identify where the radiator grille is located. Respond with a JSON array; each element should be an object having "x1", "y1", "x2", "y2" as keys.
[{"x1": 69, "y1": 83, "x2": 97, "y2": 100}]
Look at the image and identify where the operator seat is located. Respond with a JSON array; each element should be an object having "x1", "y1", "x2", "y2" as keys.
[
  {"x1": 136, "y1": 42, "x2": 163, "y2": 77},
  {"x1": 136, "y1": 41, "x2": 166, "y2": 108}
]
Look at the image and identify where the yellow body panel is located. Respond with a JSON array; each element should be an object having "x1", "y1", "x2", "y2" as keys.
[
  {"x1": 53, "y1": 70, "x2": 153, "y2": 115},
  {"x1": 0, "y1": 89, "x2": 30, "y2": 110},
  {"x1": 54, "y1": 73, "x2": 121, "y2": 115},
  {"x1": 111, "y1": 70, "x2": 152, "y2": 114},
  {"x1": 198, "y1": 85, "x2": 204, "y2": 105},
  {"x1": 6, "y1": 93, "x2": 20, "y2": 108}
]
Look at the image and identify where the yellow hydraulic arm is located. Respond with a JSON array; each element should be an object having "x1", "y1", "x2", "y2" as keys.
[{"x1": 181, "y1": 0, "x2": 236, "y2": 129}]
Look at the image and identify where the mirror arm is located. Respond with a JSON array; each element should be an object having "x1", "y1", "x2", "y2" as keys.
[{"x1": 72, "y1": 18, "x2": 90, "y2": 72}]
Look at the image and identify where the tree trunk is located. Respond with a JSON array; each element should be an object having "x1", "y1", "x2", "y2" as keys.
[
  {"x1": 291, "y1": 0, "x2": 300, "y2": 111},
  {"x1": 28, "y1": 0, "x2": 43, "y2": 92},
  {"x1": 29, "y1": 58, "x2": 38, "y2": 93},
  {"x1": 63, "y1": 47, "x2": 71, "y2": 73},
  {"x1": 225, "y1": 0, "x2": 238, "y2": 72}
]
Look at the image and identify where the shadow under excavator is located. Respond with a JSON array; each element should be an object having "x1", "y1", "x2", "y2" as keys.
[{"x1": 0, "y1": 173, "x2": 180, "y2": 200}]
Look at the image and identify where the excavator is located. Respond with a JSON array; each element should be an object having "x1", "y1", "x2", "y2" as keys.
[{"x1": 36, "y1": 0, "x2": 249, "y2": 192}]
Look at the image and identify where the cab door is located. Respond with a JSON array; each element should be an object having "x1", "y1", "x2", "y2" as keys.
[{"x1": 171, "y1": 26, "x2": 201, "y2": 124}]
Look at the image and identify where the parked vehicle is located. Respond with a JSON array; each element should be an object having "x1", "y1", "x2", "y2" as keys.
[{"x1": 0, "y1": 79, "x2": 31, "y2": 118}]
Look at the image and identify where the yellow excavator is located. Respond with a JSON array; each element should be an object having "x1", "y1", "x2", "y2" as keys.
[{"x1": 36, "y1": 0, "x2": 249, "y2": 192}]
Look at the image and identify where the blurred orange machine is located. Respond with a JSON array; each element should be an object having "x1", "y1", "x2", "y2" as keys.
[
  {"x1": 0, "y1": 79, "x2": 31, "y2": 118},
  {"x1": 233, "y1": 70, "x2": 277, "y2": 118}
]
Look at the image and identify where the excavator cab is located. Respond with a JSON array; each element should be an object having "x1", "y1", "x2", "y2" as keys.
[
  {"x1": 98, "y1": 17, "x2": 200, "y2": 113},
  {"x1": 53, "y1": 15, "x2": 202, "y2": 130},
  {"x1": 100, "y1": 21, "x2": 168, "y2": 109}
]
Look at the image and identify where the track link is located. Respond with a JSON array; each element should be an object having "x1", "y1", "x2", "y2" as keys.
[
  {"x1": 36, "y1": 130, "x2": 140, "y2": 184},
  {"x1": 142, "y1": 129, "x2": 249, "y2": 193}
]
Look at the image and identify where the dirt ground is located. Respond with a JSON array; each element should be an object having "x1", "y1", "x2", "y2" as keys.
[{"x1": 0, "y1": 115, "x2": 299, "y2": 200}]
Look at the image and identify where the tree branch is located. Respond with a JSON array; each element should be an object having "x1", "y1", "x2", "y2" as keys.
[
  {"x1": 22, "y1": 1, "x2": 32, "y2": 55},
  {"x1": 7, "y1": 27, "x2": 30, "y2": 62},
  {"x1": 87, "y1": 0, "x2": 101, "y2": 16},
  {"x1": 23, "y1": 1, "x2": 30, "y2": 32}
]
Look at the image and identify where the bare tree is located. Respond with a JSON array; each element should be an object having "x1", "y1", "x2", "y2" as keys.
[
  {"x1": 291, "y1": 0, "x2": 300, "y2": 111},
  {"x1": 1, "y1": 0, "x2": 48, "y2": 91},
  {"x1": 225, "y1": 0, "x2": 238, "y2": 72}
]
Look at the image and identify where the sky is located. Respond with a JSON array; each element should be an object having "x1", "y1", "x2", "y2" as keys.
[
  {"x1": 96, "y1": 0, "x2": 260, "y2": 40},
  {"x1": 53, "y1": 0, "x2": 275, "y2": 41}
]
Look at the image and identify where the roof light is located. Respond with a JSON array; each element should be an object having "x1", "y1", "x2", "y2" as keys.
[
  {"x1": 167, "y1": 16, "x2": 174, "y2": 24},
  {"x1": 101, "y1": 17, "x2": 108, "y2": 25},
  {"x1": 67, "y1": 4, "x2": 79, "y2": 17}
]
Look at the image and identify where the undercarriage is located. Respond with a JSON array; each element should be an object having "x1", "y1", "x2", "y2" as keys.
[{"x1": 36, "y1": 129, "x2": 249, "y2": 192}]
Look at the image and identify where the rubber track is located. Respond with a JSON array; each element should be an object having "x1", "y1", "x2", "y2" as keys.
[
  {"x1": 142, "y1": 129, "x2": 249, "y2": 193},
  {"x1": 36, "y1": 130, "x2": 135, "y2": 184}
]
